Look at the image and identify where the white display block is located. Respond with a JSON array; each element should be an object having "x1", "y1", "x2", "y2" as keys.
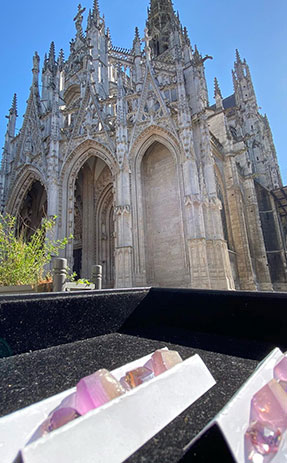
[
  {"x1": 0, "y1": 350, "x2": 216, "y2": 463},
  {"x1": 192, "y1": 348, "x2": 287, "y2": 462}
]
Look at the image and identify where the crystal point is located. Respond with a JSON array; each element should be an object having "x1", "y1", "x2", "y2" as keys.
[
  {"x1": 250, "y1": 379, "x2": 287, "y2": 431},
  {"x1": 151, "y1": 349, "x2": 183, "y2": 376},
  {"x1": 76, "y1": 368, "x2": 126, "y2": 415}
]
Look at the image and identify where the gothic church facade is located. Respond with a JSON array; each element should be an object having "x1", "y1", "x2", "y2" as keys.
[{"x1": 1, "y1": 0, "x2": 286, "y2": 291}]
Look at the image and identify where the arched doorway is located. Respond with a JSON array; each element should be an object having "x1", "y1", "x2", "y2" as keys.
[
  {"x1": 73, "y1": 156, "x2": 115, "y2": 287},
  {"x1": 17, "y1": 180, "x2": 47, "y2": 239},
  {"x1": 141, "y1": 141, "x2": 186, "y2": 287}
]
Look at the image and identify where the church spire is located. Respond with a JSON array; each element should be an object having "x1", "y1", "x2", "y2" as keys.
[
  {"x1": 146, "y1": 0, "x2": 181, "y2": 58},
  {"x1": 233, "y1": 51, "x2": 257, "y2": 109}
]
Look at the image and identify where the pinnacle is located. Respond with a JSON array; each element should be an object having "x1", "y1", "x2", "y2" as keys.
[
  {"x1": 214, "y1": 77, "x2": 222, "y2": 99},
  {"x1": 10, "y1": 93, "x2": 18, "y2": 116},
  {"x1": 48, "y1": 41, "x2": 56, "y2": 64},
  {"x1": 58, "y1": 49, "x2": 65, "y2": 68},
  {"x1": 93, "y1": 0, "x2": 100, "y2": 17},
  {"x1": 183, "y1": 26, "x2": 190, "y2": 46},
  {"x1": 134, "y1": 26, "x2": 140, "y2": 40},
  {"x1": 235, "y1": 49, "x2": 241, "y2": 63}
]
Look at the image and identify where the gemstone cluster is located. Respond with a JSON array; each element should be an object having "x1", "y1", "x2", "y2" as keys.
[
  {"x1": 245, "y1": 356, "x2": 287, "y2": 462},
  {"x1": 29, "y1": 348, "x2": 182, "y2": 443}
]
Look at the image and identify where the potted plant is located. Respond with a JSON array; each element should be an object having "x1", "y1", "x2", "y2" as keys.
[{"x1": 0, "y1": 214, "x2": 71, "y2": 294}]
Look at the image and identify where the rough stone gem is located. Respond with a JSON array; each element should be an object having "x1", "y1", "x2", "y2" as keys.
[
  {"x1": 49, "y1": 407, "x2": 80, "y2": 430},
  {"x1": 27, "y1": 393, "x2": 80, "y2": 444},
  {"x1": 76, "y1": 368, "x2": 126, "y2": 415},
  {"x1": 124, "y1": 366, "x2": 154, "y2": 389},
  {"x1": 274, "y1": 357, "x2": 287, "y2": 392},
  {"x1": 245, "y1": 421, "x2": 282, "y2": 462},
  {"x1": 250, "y1": 379, "x2": 287, "y2": 431},
  {"x1": 151, "y1": 349, "x2": 183, "y2": 376}
]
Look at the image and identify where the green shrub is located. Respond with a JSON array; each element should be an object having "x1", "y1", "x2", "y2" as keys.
[{"x1": 0, "y1": 214, "x2": 71, "y2": 287}]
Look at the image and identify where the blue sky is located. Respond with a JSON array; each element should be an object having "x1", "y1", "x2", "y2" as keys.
[{"x1": 0, "y1": 0, "x2": 286, "y2": 184}]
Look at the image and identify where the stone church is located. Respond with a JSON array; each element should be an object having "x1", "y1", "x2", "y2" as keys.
[{"x1": 1, "y1": 0, "x2": 287, "y2": 291}]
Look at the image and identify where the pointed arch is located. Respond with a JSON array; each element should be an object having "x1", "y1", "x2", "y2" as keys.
[
  {"x1": 130, "y1": 124, "x2": 183, "y2": 165},
  {"x1": 59, "y1": 140, "x2": 116, "y2": 277},
  {"x1": 6, "y1": 166, "x2": 47, "y2": 216},
  {"x1": 130, "y1": 127, "x2": 189, "y2": 286}
]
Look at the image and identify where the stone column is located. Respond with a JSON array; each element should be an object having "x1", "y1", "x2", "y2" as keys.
[
  {"x1": 182, "y1": 157, "x2": 211, "y2": 289},
  {"x1": 114, "y1": 166, "x2": 133, "y2": 288},
  {"x1": 242, "y1": 177, "x2": 273, "y2": 291},
  {"x1": 224, "y1": 155, "x2": 257, "y2": 290},
  {"x1": 205, "y1": 196, "x2": 235, "y2": 290}
]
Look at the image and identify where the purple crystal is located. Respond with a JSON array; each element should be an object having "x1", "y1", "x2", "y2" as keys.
[
  {"x1": 27, "y1": 393, "x2": 80, "y2": 444},
  {"x1": 245, "y1": 421, "x2": 282, "y2": 462},
  {"x1": 76, "y1": 368, "x2": 126, "y2": 415},
  {"x1": 250, "y1": 379, "x2": 287, "y2": 431},
  {"x1": 274, "y1": 357, "x2": 287, "y2": 392},
  {"x1": 49, "y1": 406, "x2": 80, "y2": 430}
]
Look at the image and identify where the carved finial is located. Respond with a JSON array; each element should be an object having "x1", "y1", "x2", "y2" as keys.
[
  {"x1": 214, "y1": 77, "x2": 223, "y2": 109},
  {"x1": 58, "y1": 49, "x2": 65, "y2": 69},
  {"x1": 133, "y1": 27, "x2": 141, "y2": 55},
  {"x1": 214, "y1": 77, "x2": 222, "y2": 99},
  {"x1": 48, "y1": 41, "x2": 56, "y2": 66},
  {"x1": 93, "y1": 0, "x2": 100, "y2": 17},
  {"x1": 74, "y1": 4, "x2": 86, "y2": 37},
  {"x1": 235, "y1": 49, "x2": 241, "y2": 63},
  {"x1": 183, "y1": 26, "x2": 190, "y2": 46},
  {"x1": 134, "y1": 26, "x2": 140, "y2": 41},
  {"x1": 33, "y1": 51, "x2": 40, "y2": 73},
  {"x1": 10, "y1": 94, "x2": 18, "y2": 116}
]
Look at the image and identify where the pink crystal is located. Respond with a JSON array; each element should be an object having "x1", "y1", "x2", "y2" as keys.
[
  {"x1": 151, "y1": 349, "x2": 183, "y2": 376},
  {"x1": 76, "y1": 368, "x2": 126, "y2": 415},
  {"x1": 50, "y1": 406, "x2": 80, "y2": 430},
  {"x1": 27, "y1": 393, "x2": 80, "y2": 444},
  {"x1": 245, "y1": 421, "x2": 282, "y2": 462},
  {"x1": 274, "y1": 357, "x2": 287, "y2": 392},
  {"x1": 250, "y1": 379, "x2": 287, "y2": 431},
  {"x1": 123, "y1": 366, "x2": 154, "y2": 389}
]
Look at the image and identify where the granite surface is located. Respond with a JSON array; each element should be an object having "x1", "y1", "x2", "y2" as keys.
[
  {"x1": 0, "y1": 289, "x2": 149, "y2": 357},
  {"x1": 0, "y1": 333, "x2": 258, "y2": 462}
]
